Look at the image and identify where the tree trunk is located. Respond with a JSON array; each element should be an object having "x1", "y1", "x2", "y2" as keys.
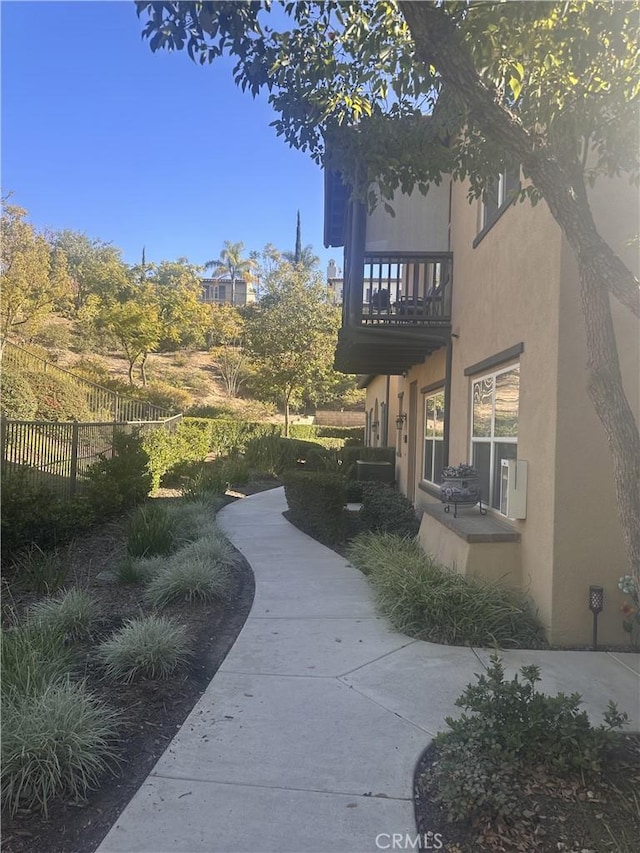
[
  {"x1": 399, "y1": 0, "x2": 640, "y2": 582},
  {"x1": 128, "y1": 360, "x2": 135, "y2": 386},
  {"x1": 140, "y1": 352, "x2": 148, "y2": 387}
]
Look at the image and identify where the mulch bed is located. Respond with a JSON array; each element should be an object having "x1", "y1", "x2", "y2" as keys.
[
  {"x1": 1, "y1": 488, "x2": 261, "y2": 853},
  {"x1": 414, "y1": 736, "x2": 640, "y2": 853}
]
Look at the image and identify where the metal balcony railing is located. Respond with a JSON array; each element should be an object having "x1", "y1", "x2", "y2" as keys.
[{"x1": 347, "y1": 252, "x2": 452, "y2": 329}]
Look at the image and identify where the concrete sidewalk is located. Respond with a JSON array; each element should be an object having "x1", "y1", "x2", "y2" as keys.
[{"x1": 97, "y1": 488, "x2": 640, "y2": 853}]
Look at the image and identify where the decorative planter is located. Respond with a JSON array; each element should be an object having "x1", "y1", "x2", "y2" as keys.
[{"x1": 439, "y1": 464, "x2": 486, "y2": 517}]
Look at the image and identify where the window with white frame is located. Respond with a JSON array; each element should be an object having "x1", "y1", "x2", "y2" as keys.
[
  {"x1": 482, "y1": 166, "x2": 520, "y2": 231},
  {"x1": 423, "y1": 390, "x2": 445, "y2": 485},
  {"x1": 471, "y1": 365, "x2": 519, "y2": 511}
]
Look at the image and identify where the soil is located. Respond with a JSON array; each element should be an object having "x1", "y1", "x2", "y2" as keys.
[
  {"x1": 1, "y1": 484, "x2": 273, "y2": 853},
  {"x1": 414, "y1": 736, "x2": 640, "y2": 853}
]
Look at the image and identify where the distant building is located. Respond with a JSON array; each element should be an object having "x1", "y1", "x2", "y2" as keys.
[
  {"x1": 201, "y1": 276, "x2": 257, "y2": 307},
  {"x1": 326, "y1": 259, "x2": 343, "y2": 305}
]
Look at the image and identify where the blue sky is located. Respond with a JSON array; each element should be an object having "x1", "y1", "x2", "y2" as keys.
[{"x1": 1, "y1": 0, "x2": 338, "y2": 275}]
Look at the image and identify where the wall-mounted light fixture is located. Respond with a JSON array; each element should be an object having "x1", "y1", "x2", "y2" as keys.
[
  {"x1": 395, "y1": 413, "x2": 407, "y2": 431},
  {"x1": 588, "y1": 585, "x2": 604, "y2": 650}
]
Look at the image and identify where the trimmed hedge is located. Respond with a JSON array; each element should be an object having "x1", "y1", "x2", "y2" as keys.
[
  {"x1": 282, "y1": 471, "x2": 347, "y2": 544},
  {"x1": 244, "y1": 434, "x2": 336, "y2": 476},
  {"x1": 182, "y1": 418, "x2": 364, "y2": 457},
  {"x1": 360, "y1": 482, "x2": 420, "y2": 538}
]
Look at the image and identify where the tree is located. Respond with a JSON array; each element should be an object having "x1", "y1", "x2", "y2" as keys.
[
  {"x1": 97, "y1": 292, "x2": 161, "y2": 386},
  {"x1": 52, "y1": 230, "x2": 130, "y2": 313},
  {"x1": 282, "y1": 211, "x2": 321, "y2": 270},
  {"x1": 207, "y1": 303, "x2": 253, "y2": 397},
  {"x1": 245, "y1": 262, "x2": 339, "y2": 435},
  {"x1": 205, "y1": 240, "x2": 257, "y2": 306},
  {"x1": 137, "y1": 1, "x2": 640, "y2": 584},
  {"x1": 147, "y1": 258, "x2": 210, "y2": 351},
  {"x1": 0, "y1": 202, "x2": 70, "y2": 358}
]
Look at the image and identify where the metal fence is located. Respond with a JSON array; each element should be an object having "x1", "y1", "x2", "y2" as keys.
[
  {"x1": 1, "y1": 415, "x2": 183, "y2": 499},
  {"x1": 3, "y1": 342, "x2": 173, "y2": 422}
]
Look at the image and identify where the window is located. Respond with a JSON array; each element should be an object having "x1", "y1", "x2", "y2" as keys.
[
  {"x1": 482, "y1": 166, "x2": 520, "y2": 230},
  {"x1": 423, "y1": 390, "x2": 445, "y2": 485},
  {"x1": 471, "y1": 365, "x2": 519, "y2": 511}
]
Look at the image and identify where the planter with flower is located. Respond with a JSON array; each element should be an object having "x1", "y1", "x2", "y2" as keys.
[
  {"x1": 618, "y1": 575, "x2": 640, "y2": 648},
  {"x1": 439, "y1": 463, "x2": 486, "y2": 517}
]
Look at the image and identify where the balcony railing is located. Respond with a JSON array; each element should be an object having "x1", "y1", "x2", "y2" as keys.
[{"x1": 347, "y1": 252, "x2": 452, "y2": 328}]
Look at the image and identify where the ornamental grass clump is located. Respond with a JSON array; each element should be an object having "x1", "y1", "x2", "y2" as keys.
[
  {"x1": 1, "y1": 679, "x2": 119, "y2": 816},
  {"x1": 347, "y1": 532, "x2": 545, "y2": 648},
  {"x1": 126, "y1": 502, "x2": 178, "y2": 558},
  {"x1": 97, "y1": 615, "x2": 191, "y2": 681},
  {"x1": 430, "y1": 656, "x2": 629, "y2": 822},
  {"x1": 144, "y1": 531, "x2": 236, "y2": 609},
  {"x1": 28, "y1": 588, "x2": 98, "y2": 642},
  {"x1": 1, "y1": 623, "x2": 76, "y2": 701}
]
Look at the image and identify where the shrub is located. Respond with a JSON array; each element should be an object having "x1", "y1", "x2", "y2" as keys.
[
  {"x1": 1, "y1": 623, "x2": 76, "y2": 701},
  {"x1": 24, "y1": 370, "x2": 92, "y2": 421},
  {"x1": 138, "y1": 381, "x2": 193, "y2": 413},
  {"x1": 1, "y1": 679, "x2": 119, "y2": 815},
  {"x1": 142, "y1": 420, "x2": 210, "y2": 490},
  {"x1": 164, "y1": 499, "x2": 214, "y2": 543},
  {"x1": 0, "y1": 367, "x2": 38, "y2": 420},
  {"x1": 84, "y1": 430, "x2": 152, "y2": 515},
  {"x1": 359, "y1": 482, "x2": 420, "y2": 538},
  {"x1": 97, "y1": 615, "x2": 191, "y2": 681},
  {"x1": 144, "y1": 531, "x2": 236, "y2": 608},
  {"x1": 32, "y1": 321, "x2": 72, "y2": 350},
  {"x1": 126, "y1": 502, "x2": 178, "y2": 558},
  {"x1": 1, "y1": 473, "x2": 94, "y2": 561},
  {"x1": 347, "y1": 533, "x2": 546, "y2": 647},
  {"x1": 430, "y1": 656, "x2": 629, "y2": 822},
  {"x1": 28, "y1": 588, "x2": 98, "y2": 642},
  {"x1": 10, "y1": 544, "x2": 70, "y2": 593},
  {"x1": 283, "y1": 471, "x2": 347, "y2": 544},
  {"x1": 340, "y1": 445, "x2": 396, "y2": 479},
  {"x1": 180, "y1": 461, "x2": 228, "y2": 500}
]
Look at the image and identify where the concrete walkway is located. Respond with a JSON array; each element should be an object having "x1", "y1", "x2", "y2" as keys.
[{"x1": 98, "y1": 488, "x2": 640, "y2": 853}]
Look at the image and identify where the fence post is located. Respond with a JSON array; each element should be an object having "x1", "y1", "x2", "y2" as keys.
[
  {"x1": 0, "y1": 417, "x2": 6, "y2": 474},
  {"x1": 69, "y1": 422, "x2": 79, "y2": 498}
]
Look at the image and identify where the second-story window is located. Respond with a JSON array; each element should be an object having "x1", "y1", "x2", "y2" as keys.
[
  {"x1": 482, "y1": 166, "x2": 520, "y2": 230},
  {"x1": 423, "y1": 390, "x2": 445, "y2": 485}
]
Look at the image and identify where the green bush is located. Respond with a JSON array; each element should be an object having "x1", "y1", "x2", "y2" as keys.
[
  {"x1": 347, "y1": 533, "x2": 546, "y2": 647},
  {"x1": 126, "y1": 502, "x2": 178, "y2": 558},
  {"x1": 24, "y1": 370, "x2": 92, "y2": 421},
  {"x1": 84, "y1": 430, "x2": 152, "y2": 515},
  {"x1": 1, "y1": 679, "x2": 119, "y2": 815},
  {"x1": 0, "y1": 367, "x2": 38, "y2": 420},
  {"x1": 283, "y1": 471, "x2": 347, "y2": 544},
  {"x1": 144, "y1": 531, "x2": 236, "y2": 608},
  {"x1": 142, "y1": 420, "x2": 210, "y2": 490},
  {"x1": 97, "y1": 615, "x2": 191, "y2": 681},
  {"x1": 1, "y1": 473, "x2": 94, "y2": 562},
  {"x1": 138, "y1": 381, "x2": 193, "y2": 413},
  {"x1": 430, "y1": 656, "x2": 629, "y2": 822},
  {"x1": 28, "y1": 588, "x2": 98, "y2": 642},
  {"x1": 1, "y1": 622, "x2": 76, "y2": 701},
  {"x1": 359, "y1": 483, "x2": 419, "y2": 538}
]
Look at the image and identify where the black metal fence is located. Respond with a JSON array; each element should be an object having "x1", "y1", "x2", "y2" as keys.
[{"x1": 1, "y1": 416, "x2": 183, "y2": 499}]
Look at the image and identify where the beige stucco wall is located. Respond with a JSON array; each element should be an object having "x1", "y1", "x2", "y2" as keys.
[{"x1": 362, "y1": 175, "x2": 638, "y2": 646}]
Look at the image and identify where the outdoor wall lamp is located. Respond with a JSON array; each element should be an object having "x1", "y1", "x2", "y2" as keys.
[
  {"x1": 395, "y1": 413, "x2": 407, "y2": 430},
  {"x1": 589, "y1": 585, "x2": 604, "y2": 650}
]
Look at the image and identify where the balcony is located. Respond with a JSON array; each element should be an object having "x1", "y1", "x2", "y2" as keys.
[{"x1": 335, "y1": 251, "x2": 453, "y2": 374}]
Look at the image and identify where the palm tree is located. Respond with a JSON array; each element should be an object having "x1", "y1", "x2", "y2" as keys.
[{"x1": 205, "y1": 240, "x2": 256, "y2": 305}]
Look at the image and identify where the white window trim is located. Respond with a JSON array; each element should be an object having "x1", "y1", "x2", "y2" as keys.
[
  {"x1": 469, "y1": 363, "x2": 519, "y2": 513},
  {"x1": 422, "y1": 389, "x2": 445, "y2": 486}
]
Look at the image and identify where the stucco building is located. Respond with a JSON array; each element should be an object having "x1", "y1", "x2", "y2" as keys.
[
  {"x1": 201, "y1": 276, "x2": 256, "y2": 307},
  {"x1": 325, "y1": 163, "x2": 639, "y2": 647}
]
